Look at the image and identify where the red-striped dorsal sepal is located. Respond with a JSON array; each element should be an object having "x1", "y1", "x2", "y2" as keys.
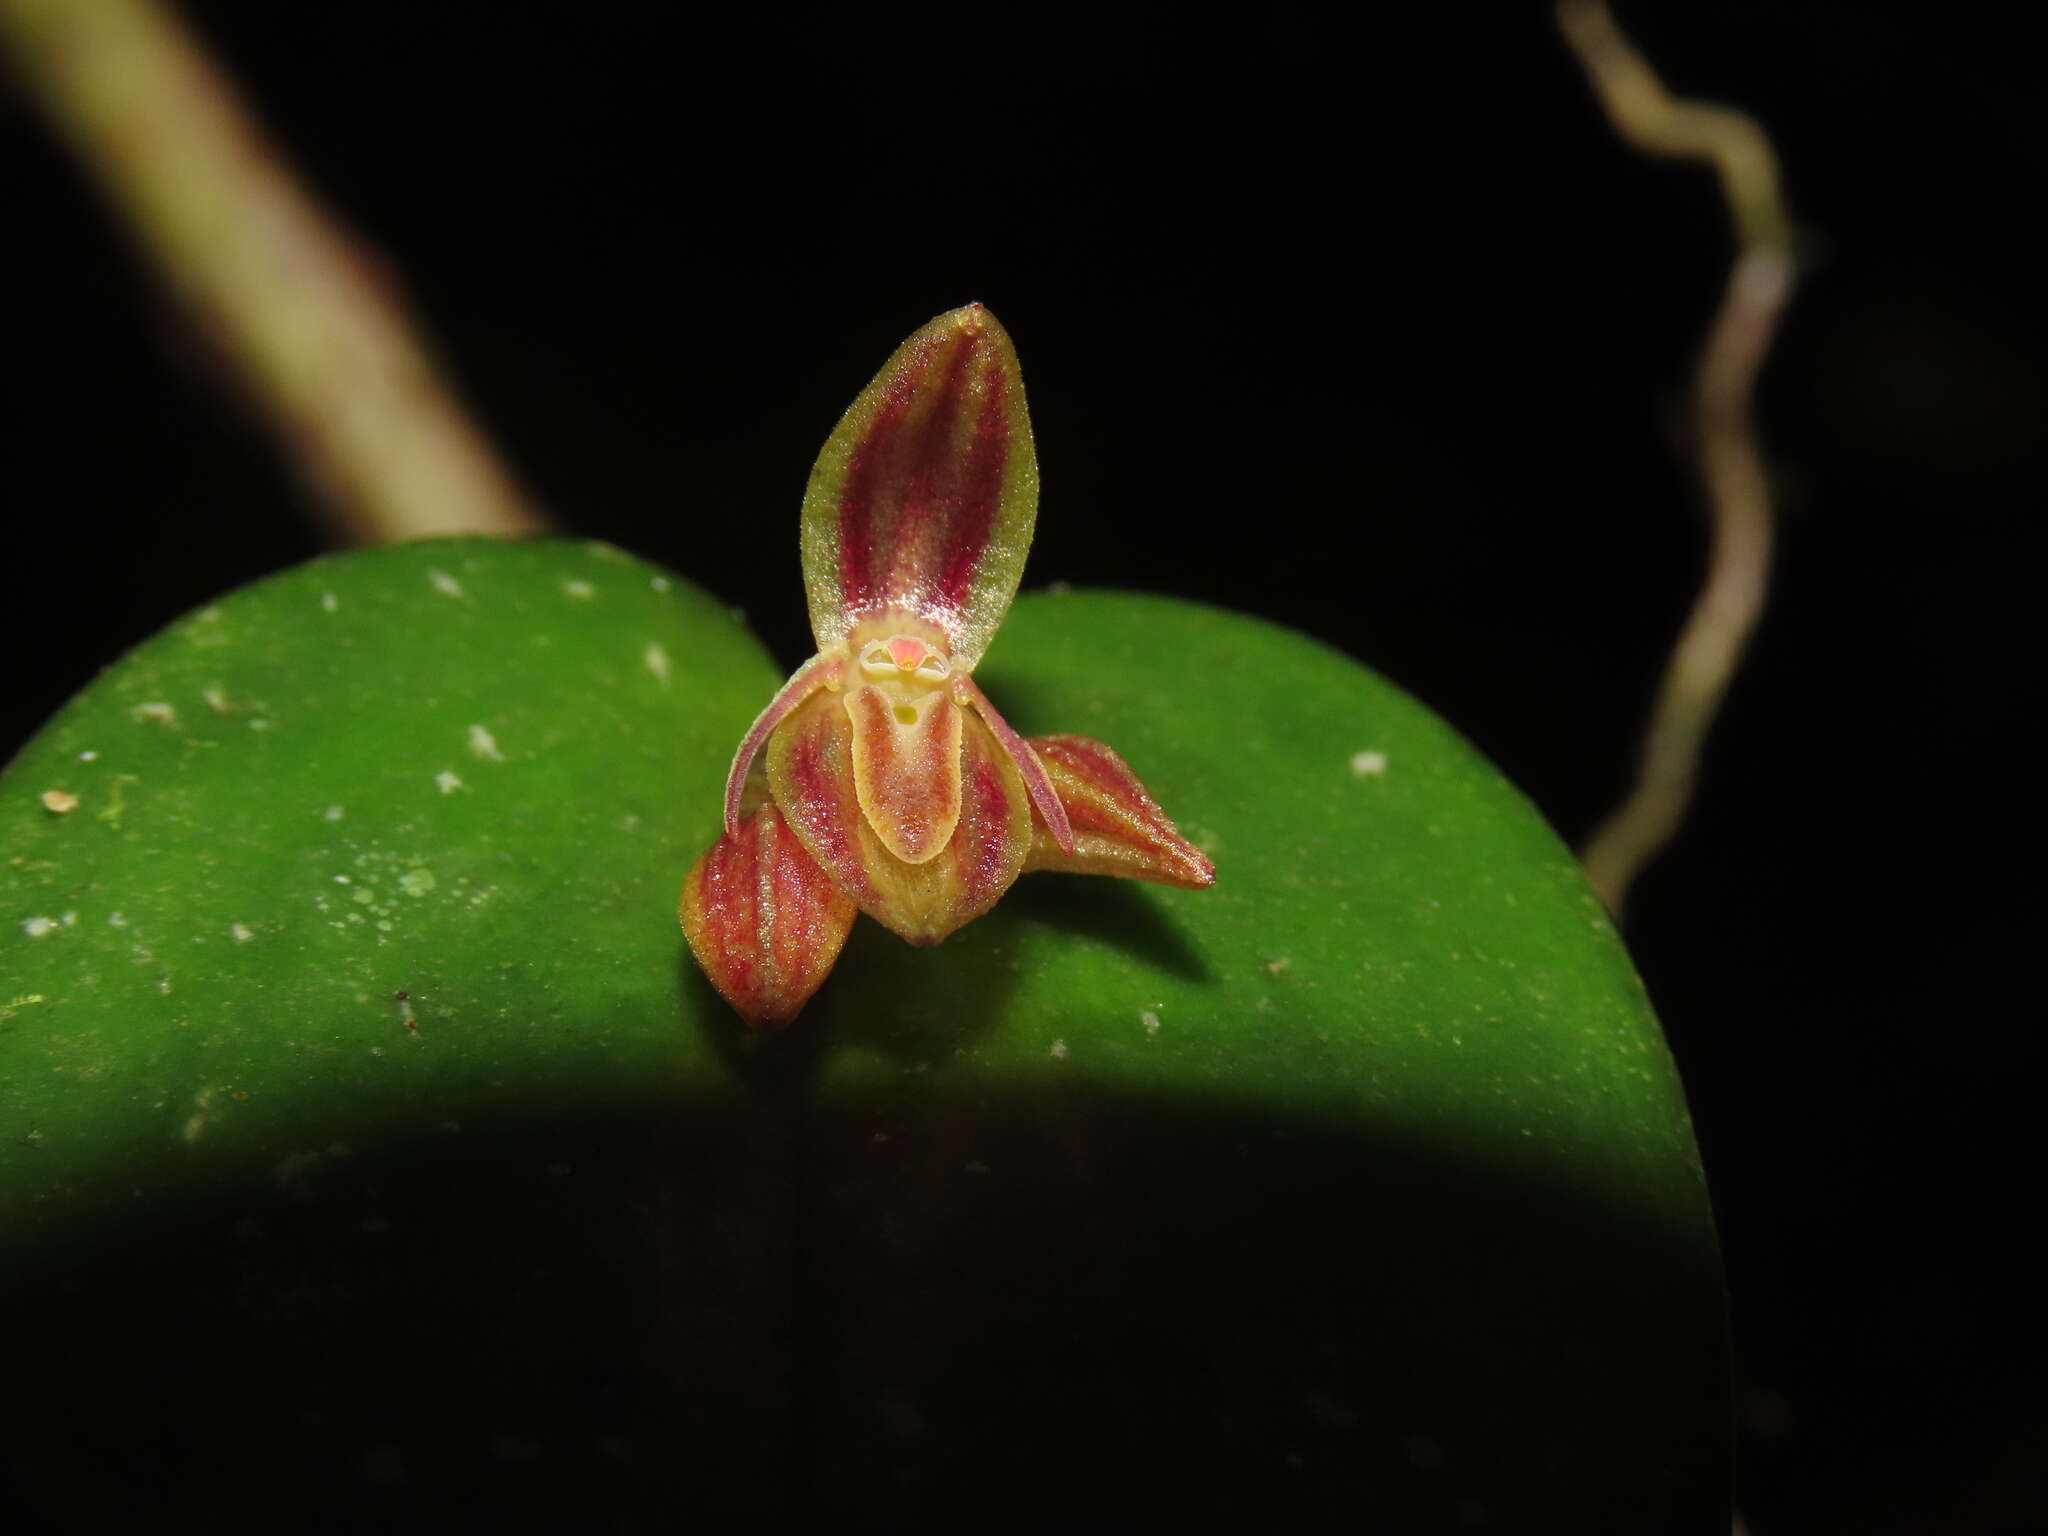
[{"x1": 800, "y1": 304, "x2": 1036, "y2": 671}]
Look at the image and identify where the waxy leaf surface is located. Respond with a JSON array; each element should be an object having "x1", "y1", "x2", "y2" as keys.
[{"x1": 0, "y1": 540, "x2": 1725, "y2": 1532}]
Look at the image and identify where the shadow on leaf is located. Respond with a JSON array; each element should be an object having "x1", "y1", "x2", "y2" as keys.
[
  {"x1": 1004, "y1": 872, "x2": 1213, "y2": 984},
  {"x1": 801, "y1": 916, "x2": 1027, "y2": 1061}
]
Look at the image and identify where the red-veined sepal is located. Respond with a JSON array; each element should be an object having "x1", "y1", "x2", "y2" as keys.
[
  {"x1": 767, "y1": 687, "x2": 1031, "y2": 945},
  {"x1": 1019, "y1": 734, "x2": 1216, "y2": 889},
  {"x1": 680, "y1": 792, "x2": 857, "y2": 1030},
  {"x1": 723, "y1": 651, "x2": 843, "y2": 837},
  {"x1": 957, "y1": 674, "x2": 1073, "y2": 856},
  {"x1": 799, "y1": 304, "x2": 1037, "y2": 669}
]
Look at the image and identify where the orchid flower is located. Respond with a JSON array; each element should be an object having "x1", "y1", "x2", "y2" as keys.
[{"x1": 680, "y1": 305, "x2": 1214, "y2": 1028}]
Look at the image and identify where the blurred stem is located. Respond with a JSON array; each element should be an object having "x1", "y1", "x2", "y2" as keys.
[
  {"x1": 0, "y1": 0, "x2": 547, "y2": 543},
  {"x1": 1558, "y1": 1, "x2": 1795, "y2": 921}
]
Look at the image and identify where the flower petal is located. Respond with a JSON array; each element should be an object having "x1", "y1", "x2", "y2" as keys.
[
  {"x1": 768, "y1": 687, "x2": 1030, "y2": 945},
  {"x1": 680, "y1": 797, "x2": 857, "y2": 1030},
  {"x1": 723, "y1": 650, "x2": 843, "y2": 837},
  {"x1": 956, "y1": 674, "x2": 1073, "y2": 856},
  {"x1": 1019, "y1": 734, "x2": 1216, "y2": 889},
  {"x1": 845, "y1": 681, "x2": 964, "y2": 864},
  {"x1": 799, "y1": 304, "x2": 1037, "y2": 671}
]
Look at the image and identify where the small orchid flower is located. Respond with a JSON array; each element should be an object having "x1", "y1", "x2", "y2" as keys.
[{"x1": 680, "y1": 304, "x2": 1214, "y2": 1028}]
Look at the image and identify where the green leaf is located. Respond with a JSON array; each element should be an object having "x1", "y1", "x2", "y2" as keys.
[
  {"x1": 0, "y1": 540, "x2": 1724, "y2": 1530},
  {"x1": 1, "y1": 539, "x2": 767, "y2": 1218}
]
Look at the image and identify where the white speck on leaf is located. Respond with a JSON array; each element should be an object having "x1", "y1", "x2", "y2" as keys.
[
  {"x1": 1350, "y1": 750, "x2": 1388, "y2": 776},
  {"x1": 203, "y1": 686, "x2": 231, "y2": 713},
  {"x1": 40, "y1": 790, "x2": 78, "y2": 814},
  {"x1": 131, "y1": 701, "x2": 177, "y2": 725},
  {"x1": 1050, "y1": 1038, "x2": 1069, "y2": 1060},
  {"x1": 650, "y1": 576, "x2": 671, "y2": 592},
  {"x1": 467, "y1": 724, "x2": 505, "y2": 761},
  {"x1": 180, "y1": 1087, "x2": 217, "y2": 1145},
  {"x1": 321, "y1": 592, "x2": 339, "y2": 612},
  {"x1": 231, "y1": 923, "x2": 254, "y2": 942},
  {"x1": 1141, "y1": 1010, "x2": 1161, "y2": 1036},
  {"x1": 428, "y1": 569, "x2": 465, "y2": 599},
  {"x1": 323, "y1": 805, "x2": 345, "y2": 821},
  {"x1": 398, "y1": 868, "x2": 436, "y2": 896},
  {"x1": 435, "y1": 771, "x2": 465, "y2": 794},
  {"x1": 561, "y1": 579, "x2": 596, "y2": 600},
  {"x1": 77, "y1": 750, "x2": 98, "y2": 761},
  {"x1": 22, "y1": 916, "x2": 58, "y2": 939},
  {"x1": 643, "y1": 643, "x2": 671, "y2": 686}
]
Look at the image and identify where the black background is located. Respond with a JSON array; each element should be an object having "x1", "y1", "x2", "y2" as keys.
[{"x1": 3, "y1": 3, "x2": 2043, "y2": 1530}]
